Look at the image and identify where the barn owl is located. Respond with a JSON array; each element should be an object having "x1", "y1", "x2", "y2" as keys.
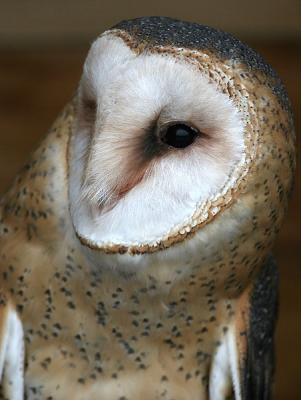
[{"x1": 0, "y1": 16, "x2": 295, "y2": 400}]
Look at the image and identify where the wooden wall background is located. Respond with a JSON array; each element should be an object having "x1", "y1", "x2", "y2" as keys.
[
  {"x1": 0, "y1": 1, "x2": 300, "y2": 399},
  {"x1": 0, "y1": 0, "x2": 300, "y2": 47}
]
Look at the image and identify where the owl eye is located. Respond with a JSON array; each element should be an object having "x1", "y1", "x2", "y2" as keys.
[{"x1": 161, "y1": 123, "x2": 199, "y2": 149}]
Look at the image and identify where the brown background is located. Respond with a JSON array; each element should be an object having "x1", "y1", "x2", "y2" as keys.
[{"x1": 0, "y1": 1, "x2": 300, "y2": 399}]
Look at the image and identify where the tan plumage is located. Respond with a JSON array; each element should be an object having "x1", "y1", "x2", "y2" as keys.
[{"x1": 0, "y1": 17, "x2": 295, "y2": 400}]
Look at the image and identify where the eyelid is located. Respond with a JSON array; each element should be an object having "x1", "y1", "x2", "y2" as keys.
[{"x1": 161, "y1": 120, "x2": 198, "y2": 130}]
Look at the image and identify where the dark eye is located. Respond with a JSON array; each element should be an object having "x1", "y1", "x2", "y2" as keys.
[{"x1": 161, "y1": 123, "x2": 199, "y2": 149}]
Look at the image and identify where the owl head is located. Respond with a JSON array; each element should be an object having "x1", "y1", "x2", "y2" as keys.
[{"x1": 68, "y1": 17, "x2": 295, "y2": 275}]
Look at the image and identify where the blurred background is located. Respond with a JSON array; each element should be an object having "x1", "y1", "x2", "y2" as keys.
[{"x1": 0, "y1": 1, "x2": 300, "y2": 398}]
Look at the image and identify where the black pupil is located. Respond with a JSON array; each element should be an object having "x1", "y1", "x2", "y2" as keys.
[{"x1": 163, "y1": 124, "x2": 198, "y2": 149}]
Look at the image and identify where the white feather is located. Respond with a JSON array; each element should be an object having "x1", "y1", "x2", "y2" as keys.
[{"x1": 0, "y1": 307, "x2": 24, "y2": 400}]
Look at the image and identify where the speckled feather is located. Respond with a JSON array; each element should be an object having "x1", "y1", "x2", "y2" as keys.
[
  {"x1": 113, "y1": 17, "x2": 291, "y2": 114},
  {"x1": 0, "y1": 17, "x2": 296, "y2": 400}
]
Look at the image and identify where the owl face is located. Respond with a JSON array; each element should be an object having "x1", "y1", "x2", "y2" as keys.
[
  {"x1": 69, "y1": 33, "x2": 246, "y2": 252},
  {"x1": 68, "y1": 18, "x2": 294, "y2": 275}
]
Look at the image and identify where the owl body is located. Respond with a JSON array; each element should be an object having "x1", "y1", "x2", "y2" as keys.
[{"x1": 0, "y1": 17, "x2": 295, "y2": 400}]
